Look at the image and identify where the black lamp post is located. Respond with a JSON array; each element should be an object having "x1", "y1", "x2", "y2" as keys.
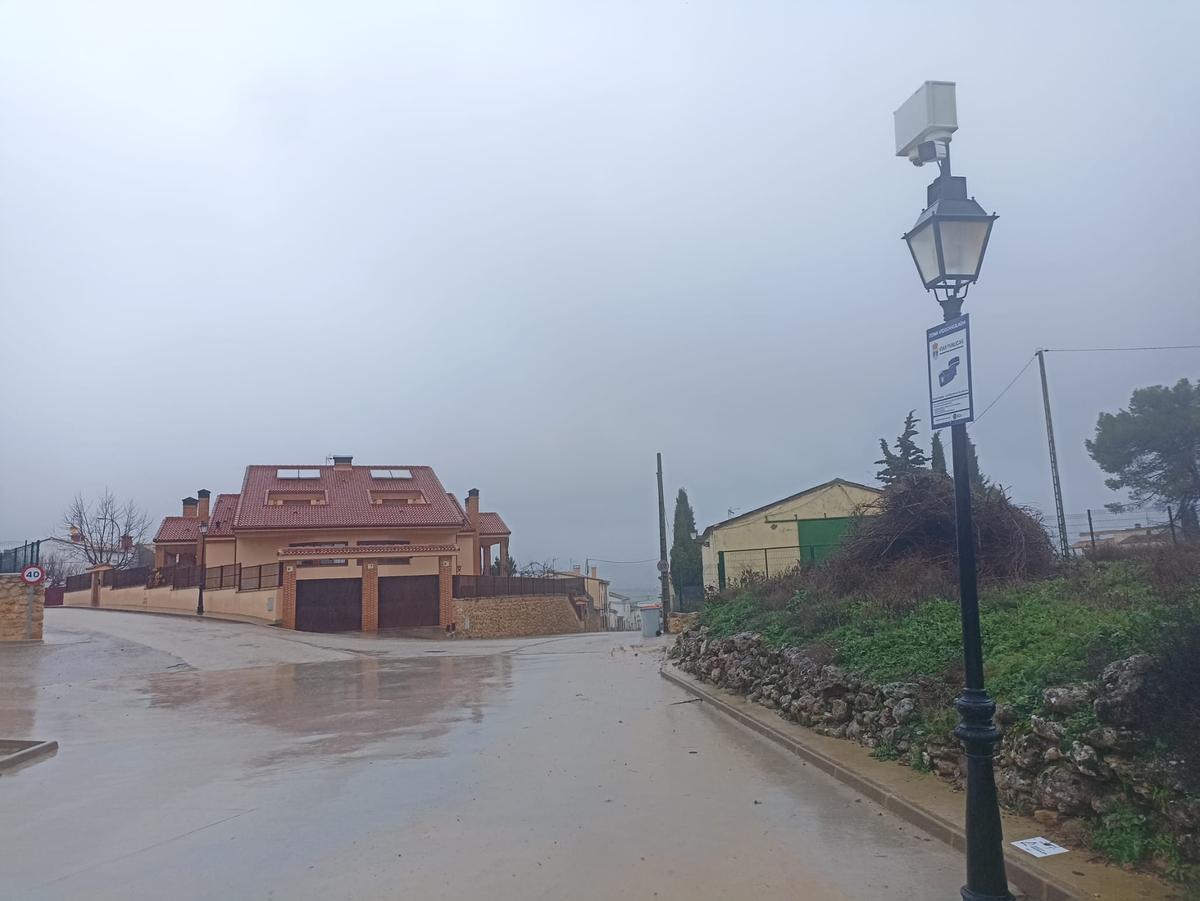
[
  {"x1": 903, "y1": 147, "x2": 1011, "y2": 901},
  {"x1": 196, "y1": 522, "x2": 208, "y2": 616}
]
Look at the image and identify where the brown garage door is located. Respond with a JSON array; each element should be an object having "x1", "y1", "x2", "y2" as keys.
[
  {"x1": 379, "y1": 575, "x2": 440, "y2": 628},
  {"x1": 296, "y1": 578, "x2": 362, "y2": 632}
]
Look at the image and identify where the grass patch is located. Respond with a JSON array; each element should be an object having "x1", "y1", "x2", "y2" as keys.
[{"x1": 700, "y1": 561, "x2": 1200, "y2": 714}]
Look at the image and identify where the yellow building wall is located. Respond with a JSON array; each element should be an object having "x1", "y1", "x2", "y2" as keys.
[
  {"x1": 582, "y1": 575, "x2": 608, "y2": 611},
  {"x1": 455, "y1": 532, "x2": 479, "y2": 575},
  {"x1": 232, "y1": 528, "x2": 462, "y2": 578},
  {"x1": 700, "y1": 482, "x2": 882, "y2": 587},
  {"x1": 204, "y1": 539, "x2": 235, "y2": 567},
  {"x1": 63, "y1": 583, "x2": 281, "y2": 624}
]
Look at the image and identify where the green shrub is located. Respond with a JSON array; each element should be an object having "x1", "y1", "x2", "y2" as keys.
[
  {"x1": 870, "y1": 740, "x2": 900, "y2": 761},
  {"x1": 700, "y1": 596, "x2": 759, "y2": 635},
  {"x1": 1090, "y1": 803, "x2": 1156, "y2": 865}
]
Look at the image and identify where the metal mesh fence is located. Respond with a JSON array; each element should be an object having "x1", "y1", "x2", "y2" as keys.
[
  {"x1": 0, "y1": 540, "x2": 40, "y2": 573},
  {"x1": 1034, "y1": 507, "x2": 1185, "y2": 556},
  {"x1": 703, "y1": 544, "x2": 841, "y2": 592}
]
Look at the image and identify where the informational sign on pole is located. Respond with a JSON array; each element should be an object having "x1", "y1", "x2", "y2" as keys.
[
  {"x1": 20, "y1": 564, "x2": 45, "y2": 640},
  {"x1": 926, "y1": 314, "x2": 974, "y2": 429}
]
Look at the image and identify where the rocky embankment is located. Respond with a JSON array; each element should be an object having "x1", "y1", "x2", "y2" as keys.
[{"x1": 669, "y1": 627, "x2": 1198, "y2": 865}]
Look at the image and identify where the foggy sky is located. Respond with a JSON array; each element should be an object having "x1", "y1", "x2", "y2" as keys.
[{"x1": 2, "y1": 1, "x2": 1198, "y2": 596}]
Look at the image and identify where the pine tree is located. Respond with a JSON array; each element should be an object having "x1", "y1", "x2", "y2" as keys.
[
  {"x1": 966, "y1": 436, "x2": 988, "y2": 490},
  {"x1": 1087, "y1": 379, "x2": 1200, "y2": 534},
  {"x1": 931, "y1": 431, "x2": 948, "y2": 475},
  {"x1": 929, "y1": 429, "x2": 987, "y2": 487},
  {"x1": 490, "y1": 554, "x2": 518, "y2": 576},
  {"x1": 669, "y1": 489, "x2": 703, "y2": 597},
  {"x1": 876, "y1": 411, "x2": 930, "y2": 484}
]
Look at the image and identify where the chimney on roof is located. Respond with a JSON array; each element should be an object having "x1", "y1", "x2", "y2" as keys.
[
  {"x1": 465, "y1": 488, "x2": 480, "y2": 530},
  {"x1": 332, "y1": 455, "x2": 353, "y2": 470},
  {"x1": 197, "y1": 489, "x2": 211, "y2": 522},
  {"x1": 590, "y1": 566, "x2": 598, "y2": 580},
  {"x1": 182, "y1": 497, "x2": 198, "y2": 518}
]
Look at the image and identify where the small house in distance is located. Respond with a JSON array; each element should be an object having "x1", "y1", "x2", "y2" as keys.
[{"x1": 699, "y1": 478, "x2": 882, "y2": 591}]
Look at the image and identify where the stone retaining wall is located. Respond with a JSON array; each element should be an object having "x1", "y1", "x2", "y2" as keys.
[
  {"x1": 453, "y1": 595, "x2": 586, "y2": 639},
  {"x1": 670, "y1": 627, "x2": 1199, "y2": 866},
  {"x1": 0, "y1": 574, "x2": 43, "y2": 641}
]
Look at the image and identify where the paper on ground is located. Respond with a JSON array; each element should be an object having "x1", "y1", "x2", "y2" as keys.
[{"x1": 1011, "y1": 837, "x2": 1068, "y2": 858}]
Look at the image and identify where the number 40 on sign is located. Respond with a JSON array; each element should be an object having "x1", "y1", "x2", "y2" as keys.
[{"x1": 21, "y1": 565, "x2": 46, "y2": 585}]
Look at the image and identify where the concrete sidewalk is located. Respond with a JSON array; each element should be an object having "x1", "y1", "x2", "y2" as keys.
[{"x1": 662, "y1": 666, "x2": 1184, "y2": 901}]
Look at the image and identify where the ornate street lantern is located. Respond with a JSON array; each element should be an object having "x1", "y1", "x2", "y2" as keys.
[{"x1": 903, "y1": 174, "x2": 997, "y2": 304}]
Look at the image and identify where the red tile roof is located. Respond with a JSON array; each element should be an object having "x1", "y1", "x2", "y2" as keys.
[
  {"x1": 446, "y1": 494, "x2": 509, "y2": 535},
  {"x1": 446, "y1": 493, "x2": 469, "y2": 527},
  {"x1": 154, "y1": 517, "x2": 201, "y2": 543},
  {"x1": 479, "y1": 512, "x2": 510, "y2": 536},
  {"x1": 207, "y1": 493, "x2": 239, "y2": 538},
  {"x1": 234, "y1": 465, "x2": 469, "y2": 531}
]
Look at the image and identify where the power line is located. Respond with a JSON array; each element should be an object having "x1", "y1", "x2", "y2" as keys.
[
  {"x1": 975, "y1": 354, "x2": 1036, "y2": 421},
  {"x1": 1044, "y1": 344, "x2": 1200, "y2": 353},
  {"x1": 975, "y1": 343, "x2": 1198, "y2": 422}
]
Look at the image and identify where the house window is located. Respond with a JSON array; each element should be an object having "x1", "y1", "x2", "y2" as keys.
[
  {"x1": 289, "y1": 541, "x2": 348, "y2": 567},
  {"x1": 356, "y1": 540, "x2": 411, "y2": 565}
]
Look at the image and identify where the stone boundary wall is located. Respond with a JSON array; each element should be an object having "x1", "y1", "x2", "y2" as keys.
[
  {"x1": 671, "y1": 628, "x2": 1199, "y2": 865},
  {"x1": 453, "y1": 594, "x2": 585, "y2": 639},
  {"x1": 0, "y1": 574, "x2": 43, "y2": 640},
  {"x1": 63, "y1": 583, "x2": 280, "y2": 624}
]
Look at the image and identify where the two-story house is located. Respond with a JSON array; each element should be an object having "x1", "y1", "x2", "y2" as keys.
[{"x1": 151, "y1": 456, "x2": 510, "y2": 631}]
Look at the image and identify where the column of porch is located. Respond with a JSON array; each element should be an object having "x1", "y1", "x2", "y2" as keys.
[
  {"x1": 281, "y1": 564, "x2": 297, "y2": 630},
  {"x1": 361, "y1": 560, "x2": 379, "y2": 633},
  {"x1": 438, "y1": 555, "x2": 454, "y2": 628}
]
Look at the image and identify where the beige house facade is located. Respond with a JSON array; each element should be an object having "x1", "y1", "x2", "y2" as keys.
[{"x1": 699, "y1": 478, "x2": 882, "y2": 590}]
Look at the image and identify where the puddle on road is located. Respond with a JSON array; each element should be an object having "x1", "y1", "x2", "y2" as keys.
[{"x1": 139, "y1": 654, "x2": 516, "y2": 773}]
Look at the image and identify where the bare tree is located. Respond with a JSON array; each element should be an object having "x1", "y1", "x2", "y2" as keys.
[
  {"x1": 517, "y1": 559, "x2": 559, "y2": 578},
  {"x1": 62, "y1": 490, "x2": 153, "y2": 570},
  {"x1": 40, "y1": 550, "x2": 87, "y2": 587}
]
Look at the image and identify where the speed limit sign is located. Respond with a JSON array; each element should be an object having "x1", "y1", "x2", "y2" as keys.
[{"x1": 21, "y1": 564, "x2": 46, "y2": 585}]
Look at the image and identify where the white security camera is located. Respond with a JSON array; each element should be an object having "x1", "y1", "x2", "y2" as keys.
[{"x1": 895, "y1": 81, "x2": 958, "y2": 166}]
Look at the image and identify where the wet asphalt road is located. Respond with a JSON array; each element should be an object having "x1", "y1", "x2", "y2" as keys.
[{"x1": 0, "y1": 609, "x2": 964, "y2": 899}]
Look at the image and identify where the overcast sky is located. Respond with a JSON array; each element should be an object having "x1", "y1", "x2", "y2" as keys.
[{"x1": 2, "y1": 1, "x2": 1198, "y2": 594}]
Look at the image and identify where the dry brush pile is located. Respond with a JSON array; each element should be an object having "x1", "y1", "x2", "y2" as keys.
[{"x1": 819, "y1": 470, "x2": 1057, "y2": 597}]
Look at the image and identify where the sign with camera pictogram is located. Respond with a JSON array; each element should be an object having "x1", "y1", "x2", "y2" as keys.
[{"x1": 927, "y1": 314, "x2": 974, "y2": 429}]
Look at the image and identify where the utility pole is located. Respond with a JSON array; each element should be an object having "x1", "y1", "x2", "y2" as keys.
[
  {"x1": 1036, "y1": 350, "x2": 1070, "y2": 557},
  {"x1": 656, "y1": 453, "x2": 671, "y2": 625}
]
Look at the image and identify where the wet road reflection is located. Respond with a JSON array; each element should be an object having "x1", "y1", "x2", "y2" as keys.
[
  {"x1": 141, "y1": 655, "x2": 515, "y2": 769},
  {"x1": 1, "y1": 626, "x2": 965, "y2": 900}
]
